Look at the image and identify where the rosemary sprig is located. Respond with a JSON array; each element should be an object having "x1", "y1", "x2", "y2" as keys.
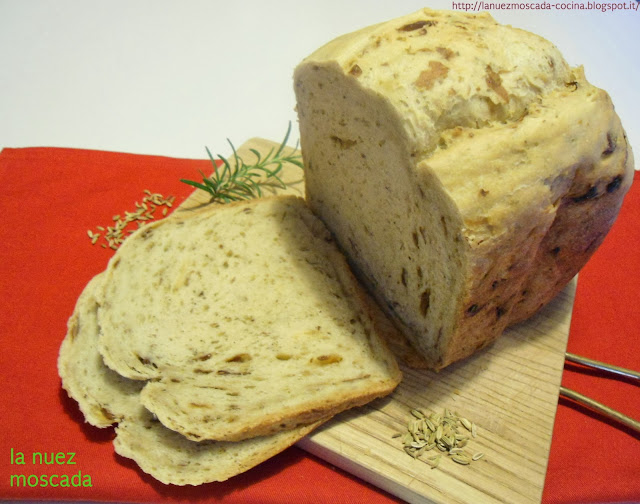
[{"x1": 181, "y1": 122, "x2": 303, "y2": 204}]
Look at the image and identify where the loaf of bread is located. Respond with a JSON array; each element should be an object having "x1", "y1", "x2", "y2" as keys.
[
  {"x1": 58, "y1": 272, "x2": 325, "y2": 485},
  {"x1": 97, "y1": 195, "x2": 401, "y2": 442},
  {"x1": 294, "y1": 8, "x2": 634, "y2": 369}
]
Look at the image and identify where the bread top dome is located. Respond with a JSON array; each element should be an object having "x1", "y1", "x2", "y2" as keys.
[{"x1": 304, "y1": 8, "x2": 572, "y2": 156}]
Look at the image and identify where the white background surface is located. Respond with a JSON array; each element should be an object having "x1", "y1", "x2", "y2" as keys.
[
  {"x1": 0, "y1": 2, "x2": 637, "y2": 503},
  {"x1": 1, "y1": 0, "x2": 638, "y2": 162}
]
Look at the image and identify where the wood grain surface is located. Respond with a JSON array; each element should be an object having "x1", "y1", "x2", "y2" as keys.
[{"x1": 180, "y1": 138, "x2": 575, "y2": 504}]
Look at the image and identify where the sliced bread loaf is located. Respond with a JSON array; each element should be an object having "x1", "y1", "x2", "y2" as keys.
[
  {"x1": 294, "y1": 8, "x2": 634, "y2": 369},
  {"x1": 58, "y1": 270, "x2": 326, "y2": 485},
  {"x1": 97, "y1": 195, "x2": 401, "y2": 442}
]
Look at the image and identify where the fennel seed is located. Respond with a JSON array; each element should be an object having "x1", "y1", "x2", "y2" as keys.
[
  {"x1": 396, "y1": 407, "x2": 484, "y2": 469},
  {"x1": 452, "y1": 453, "x2": 472, "y2": 465},
  {"x1": 87, "y1": 190, "x2": 175, "y2": 249}
]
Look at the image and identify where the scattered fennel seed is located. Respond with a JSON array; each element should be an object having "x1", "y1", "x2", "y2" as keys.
[
  {"x1": 397, "y1": 407, "x2": 484, "y2": 469},
  {"x1": 87, "y1": 190, "x2": 175, "y2": 250}
]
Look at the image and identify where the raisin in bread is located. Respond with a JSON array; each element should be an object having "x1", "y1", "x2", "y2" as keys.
[
  {"x1": 97, "y1": 195, "x2": 401, "y2": 442},
  {"x1": 58, "y1": 272, "x2": 325, "y2": 485},
  {"x1": 294, "y1": 8, "x2": 634, "y2": 369}
]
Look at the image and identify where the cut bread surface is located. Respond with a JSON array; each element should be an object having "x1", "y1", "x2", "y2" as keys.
[
  {"x1": 58, "y1": 271, "x2": 325, "y2": 485},
  {"x1": 97, "y1": 195, "x2": 401, "y2": 441}
]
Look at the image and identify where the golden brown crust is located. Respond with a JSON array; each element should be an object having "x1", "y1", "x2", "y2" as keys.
[
  {"x1": 509, "y1": 129, "x2": 633, "y2": 324},
  {"x1": 430, "y1": 74, "x2": 634, "y2": 369}
]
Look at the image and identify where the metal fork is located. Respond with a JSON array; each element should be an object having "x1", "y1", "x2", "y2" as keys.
[{"x1": 560, "y1": 352, "x2": 640, "y2": 433}]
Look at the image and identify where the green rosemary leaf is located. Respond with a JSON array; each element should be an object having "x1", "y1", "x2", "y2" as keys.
[
  {"x1": 205, "y1": 146, "x2": 217, "y2": 165},
  {"x1": 217, "y1": 153, "x2": 233, "y2": 180},
  {"x1": 274, "y1": 121, "x2": 292, "y2": 158},
  {"x1": 181, "y1": 122, "x2": 303, "y2": 204},
  {"x1": 228, "y1": 140, "x2": 241, "y2": 168},
  {"x1": 180, "y1": 179, "x2": 210, "y2": 192},
  {"x1": 286, "y1": 156, "x2": 304, "y2": 169},
  {"x1": 227, "y1": 186, "x2": 255, "y2": 200},
  {"x1": 249, "y1": 148, "x2": 263, "y2": 164},
  {"x1": 266, "y1": 163, "x2": 284, "y2": 176}
]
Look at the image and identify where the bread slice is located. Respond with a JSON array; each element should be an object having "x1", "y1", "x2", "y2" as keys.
[
  {"x1": 58, "y1": 271, "x2": 325, "y2": 485},
  {"x1": 58, "y1": 272, "x2": 143, "y2": 427},
  {"x1": 96, "y1": 195, "x2": 401, "y2": 442},
  {"x1": 294, "y1": 8, "x2": 634, "y2": 369},
  {"x1": 114, "y1": 408, "x2": 324, "y2": 486}
]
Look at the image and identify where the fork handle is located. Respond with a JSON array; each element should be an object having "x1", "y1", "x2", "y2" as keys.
[
  {"x1": 559, "y1": 386, "x2": 640, "y2": 433},
  {"x1": 565, "y1": 352, "x2": 640, "y2": 381}
]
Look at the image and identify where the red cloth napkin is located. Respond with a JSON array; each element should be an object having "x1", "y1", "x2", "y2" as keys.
[{"x1": 0, "y1": 146, "x2": 638, "y2": 504}]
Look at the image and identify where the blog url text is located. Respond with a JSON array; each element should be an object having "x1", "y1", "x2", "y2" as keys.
[{"x1": 452, "y1": 0, "x2": 639, "y2": 11}]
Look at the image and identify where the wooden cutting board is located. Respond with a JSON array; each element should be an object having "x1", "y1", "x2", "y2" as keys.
[{"x1": 181, "y1": 138, "x2": 575, "y2": 504}]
